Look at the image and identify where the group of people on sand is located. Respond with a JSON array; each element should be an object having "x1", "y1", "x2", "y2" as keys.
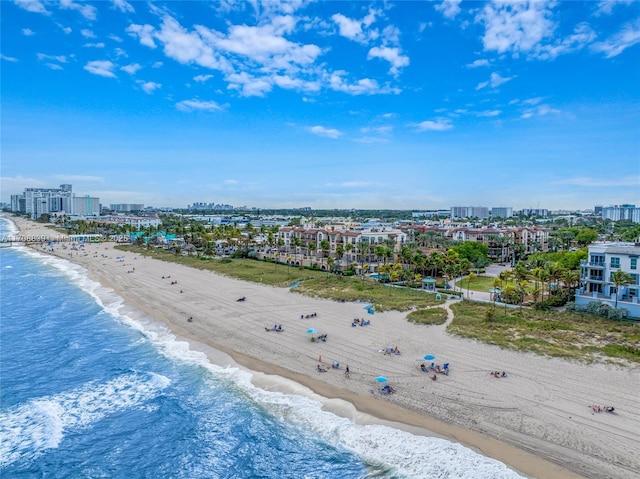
[
  {"x1": 383, "y1": 346, "x2": 401, "y2": 356},
  {"x1": 380, "y1": 384, "x2": 396, "y2": 395},
  {"x1": 317, "y1": 362, "x2": 350, "y2": 377},
  {"x1": 490, "y1": 371, "x2": 508, "y2": 378},
  {"x1": 590, "y1": 405, "x2": 615, "y2": 413},
  {"x1": 311, "y1": 333, "x2": 327, "y2": 342},
  {"x1": 300, "y1": 312, "x2": 317, "y2": 319},
  {"x1": 351, "y1": 318, "x2": 371, "y2": 327},
  {"x1": 265, "y1": 324, "x2": 283, "y2": 332},
  {"x1": 420, "y1": 363, "x2": 449, "y2": 377}
]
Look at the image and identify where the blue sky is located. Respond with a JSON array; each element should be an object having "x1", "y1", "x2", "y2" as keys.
[{"x1": 2, "y1": 0, "x2": 639, "y2": 210}]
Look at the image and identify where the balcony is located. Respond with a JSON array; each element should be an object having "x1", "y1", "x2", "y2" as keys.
[
  {"x1": 580, "y1": 260, "x2": 605, "y2": 268},
  {"x1": 587, "y1": 276, "x2": 605, "y2": 282}
]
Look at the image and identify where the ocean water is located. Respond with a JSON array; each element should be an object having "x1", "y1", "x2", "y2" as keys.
[{"x1": 0, "y1": 218, "x2": 523, "y2": 479}]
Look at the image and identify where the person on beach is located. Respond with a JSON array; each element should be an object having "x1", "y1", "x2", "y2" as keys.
[
  {"x1": 317, "y1": 364, "x2": 327, "y2": 372},
  {"x1": 345, "y1": 365, "x2": 350, "y2": 378}
]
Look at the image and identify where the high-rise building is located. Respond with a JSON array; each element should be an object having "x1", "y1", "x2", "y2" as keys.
[
  {"x1": 450, "y1": 206, "x2": 489, "y2": 219},
  {"x1": 602, "y1": 205, "x2": 638, "y2": 222},
  {"x1": 10, "y1": 184, "x2": 99, "y2": 218},
  {"x1": 491, "y1": 207, "x2": 513, "y2": 218},
  {"x1": 110, "y1": 204, "x2": 144, "y2": 212}
]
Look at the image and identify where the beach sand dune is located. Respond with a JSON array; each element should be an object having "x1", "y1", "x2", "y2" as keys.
[{"x1": 9, "y1": 216, "x2": 640, "y2": 479}]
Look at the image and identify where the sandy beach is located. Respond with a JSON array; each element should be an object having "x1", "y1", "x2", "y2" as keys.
[{"x1": 8, "y1": 216, "x2": 640, "y2": 479}]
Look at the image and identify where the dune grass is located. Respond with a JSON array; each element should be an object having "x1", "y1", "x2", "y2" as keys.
[
  {"x1": 406, "y1": 307, "x2": 448, "y2": 325},
  {"x1": 447, "y1": 301, "x2": 640, "y2": 364}
]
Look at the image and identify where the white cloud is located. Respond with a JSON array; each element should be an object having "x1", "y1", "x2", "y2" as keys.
[
  {"x1": 332, "y1": 13, "x2": 365, "y2": 42},
  {"x1": 591, "y1": 17, "x2": 640, "y2": 58},
  {"x1": 361, "y1": 126, "x2": 393, "y2": 135},
  {"x1": 45, "y1": 63, "x2": 63, "y2": 70},
  {"x1": 1, "y1": 176, "x2": 48, "y2": 193},
  {"x1": 112, "y1": 0, "x2": 134, "y2": 13},
  {"x1": 194, "y1": 74, "x2": 213, "y2": 83},
  {"x1": 434, "y1": 0, "x2": 462, "y2": 19},
  {"x1": 476, "y1": 1, "x2": 555, "y2": 55},
  {"x1": 126, "y1": 24, "x2": 157, "y2": 48},
  {"x1": 37, "y1": 53, "x2": 67, "y2": 63},
  {"x1": 152, "y1": 61, "x2": 163, "y2": 68},
  {"x1": 224, "y1": 179, "x2": 238, "y2": 185},
  {"x1": 137, "y1": 80, "x2": 161, "y2": 94},
  {"x1": 331, "y1": 9, "x2": 380, "y2": 44},
  {"x1": 59, "y1": 0, "x2": 97, "y2": 20},
  {"x1": 0, "y1": 54, "x2": 18, "y2": 62},
  {"x1": 328, "y1": 71, "x2": 397, "y2": 95},
  {"x1": 533, "y1": 23, "x2": 596, "y2": 60},
  {"x1": 84, "y1": 60, "x2": 117, "y2": 78},
  {"x1": 176, "y1": 99, "x2": 224, "y2": 112},
  {"x1": 595, "y1": 0, "x2": 633, "y2": 16},
  {"x1": 521, "y1": 104, "x2": 560, "y2": 118},
  {"x1": 308, "y1": 125, "x2": 343, "y2": 139},
  {"x1": 84, "y1": 42, "x2": 105, "y2": 48},
  {"x1": 226, "y1": 72, "x2": 272, "y2": 97},
  {"x1": 477, "y1": 110, "x2": 501, "y2": 117},
  {"x1": 60, "y1": 25, "x2": 72, "y2": 34},
  {"x1": 15, "y1": 0, "x2": 49, "y2": 14},
  {"x1": 477, "y1": 72, "x2": 514, "y2": 89},
  {"x1": 466, "y1": 59, "x2": 490, "y2": 68},
  {"x1": 121, "y1": 63, "x2": 141, "y2": 74},
  {"x1": 412, "y1": 118, "x2": 453, "y2": 131},
  {"x1": 109, "y1": 34, "x2": 123, "y2": 42},
  {"x1": 367, "y1": 46, "x2": 410, "y2": 77},
  {"x1": 81, "y1": 29, "x2": 95, "y2": 38},
  {"x1": 22, "y1": 28, "x2": 35, "y2": 36}
]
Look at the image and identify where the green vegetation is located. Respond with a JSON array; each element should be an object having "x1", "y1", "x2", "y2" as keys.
[
  {"x1": 407, "y1": 307, "x2": 448, "y2": 325},
  {"x1": 116, "y1": 245, "x2": 326, "y2": 286},
  {"x1": 455, "y1": 275, "x2": 501, "y2": 292},
  {"x1": 447, "y1": 301, "x2": 640, "y2": 364},
  {"x1": 292, "y1": 276, "x2": 444, "y2": 312}
]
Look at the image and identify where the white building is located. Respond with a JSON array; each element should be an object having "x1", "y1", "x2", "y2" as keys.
[
  {"x1": 110, "y1": 203, "x2": 144, "y2": 212},
  {"x1": 601, "y1": 205, "x2": 639, "y2": 223},
  {"x1": 575, "y1": 242, "x2": 640, "y2": 318},
  {"x1": 74, "y1": 196, "x2": 101, "y2": 216},
  {"x1": 100, "y1": 215, "x2": 162, "y2": 228},
  {"x1": 451, "y1": 206, "x2": 489, "y2": 219},
  {"x1": 491, "y1": 207, "x2": 513, "y2": 218}
]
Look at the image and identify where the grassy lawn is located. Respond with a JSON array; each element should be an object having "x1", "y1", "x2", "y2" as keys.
[
  {"x1": 116, "y1": 245, "x2": 326, "y2": 286},
  {"x1": 293, "y1": 277, "x2": 444, "y2": 312},
  {"x1": 406, "y1": 307, "x2": 448, "y2": 325},
  {"x1": 455, "y1": 275, "x2": 500, "y2": 292},
  {"x1": 447, "y1": 301, "x2": 640, "y2": 364}
]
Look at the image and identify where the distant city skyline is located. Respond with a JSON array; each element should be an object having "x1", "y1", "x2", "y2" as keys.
[{"x1": 2, "y1": 1, "x2": 639, "y2": 209}]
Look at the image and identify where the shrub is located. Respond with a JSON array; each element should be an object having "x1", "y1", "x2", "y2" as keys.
[{"x1": 534, "y1": 300, "x2": 551, "y2": 311}]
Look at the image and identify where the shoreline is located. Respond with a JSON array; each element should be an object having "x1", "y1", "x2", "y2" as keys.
[{"x1": 6, "y1": 215, "x2": 639, "y2": 479}]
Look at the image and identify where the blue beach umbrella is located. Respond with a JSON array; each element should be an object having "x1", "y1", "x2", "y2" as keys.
[
  {"x1": 423, "y1": 354, "x2": 436, "y2": 361},
  {"x1": 376, "y1": 376, "x2": 388, "y2": 383},
  {"x1": 307, "y1": 328, "x2": 318, "y2": 334}
]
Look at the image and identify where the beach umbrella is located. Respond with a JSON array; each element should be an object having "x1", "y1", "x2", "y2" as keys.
[
  {"x1": 423, "y1": 354, "x2": 436, "y2": 361},
  {"x1": 376, "y1": 376, "x2": 388, "y2": 383},
  {"x1": 307, "y1": 328, "x2": 318, "y2": 334}
]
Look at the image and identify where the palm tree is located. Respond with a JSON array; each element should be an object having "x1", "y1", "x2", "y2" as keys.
[
  {"x1": 466, "y1": 272, "x2": 477, "y2": 299},
  {"x1": 326, "y1": 255, "x2": 335, "y2": 279},
  {"x1": 611, "y1": 270, "x2": 634, "y2": 310},
  {"x1": 502, "y1": 284, "x2": 516, "y2": 316}
]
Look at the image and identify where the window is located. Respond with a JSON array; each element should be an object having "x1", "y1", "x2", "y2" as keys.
[
  {"x1": 610, "y1": 257, "x2": 620, "y2": 268},
  {"x1": 631, "y1": 258, "x2": 637, "y2": 270}
]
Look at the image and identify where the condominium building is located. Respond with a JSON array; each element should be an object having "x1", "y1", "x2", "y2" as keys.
[
  {"x1": 11, "y1": 184, "x2": 100, "y2": 218},
  {"x1": 450, "y1": 206, "x2": 489, "y2": 219},
  {"x1": 601, "y1": 205, "x2": 639, "y2": 223},
  {"x1": 110, "y1": 203, "x2": 144, "y2": 212},
  {"x1": 575, "y1": 242, "x2": 640, "y2": 318},
  {"x1": 491, "y1": 207, "x2": 513, "y2": 218}
]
